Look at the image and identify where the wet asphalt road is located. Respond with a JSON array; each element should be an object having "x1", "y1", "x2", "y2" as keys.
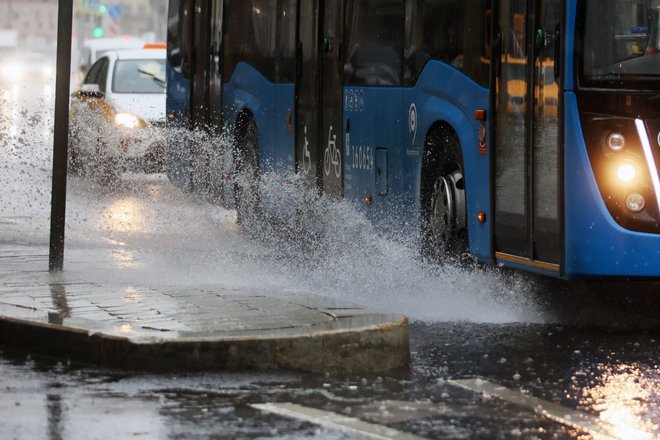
[
  {"x1": 1, "y1": 315, "x2": 658, "y2": 439},
  {"x1": 1, "y1": 84, "x2": 659, "y2": 440}
]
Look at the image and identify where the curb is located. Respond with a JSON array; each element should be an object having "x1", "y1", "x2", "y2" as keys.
[{"x1": 0, "y1": 312, "x2": 410, "y2": 373}]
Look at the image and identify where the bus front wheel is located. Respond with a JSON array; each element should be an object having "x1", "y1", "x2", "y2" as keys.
[
  {"x1": 234, "y1": 118, "x2": 260, "y2": 224},
  {"x1": 421, "y1": 126, "x2": 467, "y2": 260}
]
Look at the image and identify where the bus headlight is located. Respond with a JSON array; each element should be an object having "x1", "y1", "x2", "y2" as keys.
[
  {"x1": 114, "y1": 113, "x2": 142, "y2": 129},
  {"x1": 606, "y1": 132, "x2": 625, "y2": 152},
  {"x1": 581, "y1": 114, "x2": 659, "y2": 232},
  {"x1": 616, "y1": 163, "x2": 636, "y2": 183},
  {"x1": 625, "y1": 193, "x2": 645, "y2": 213}
]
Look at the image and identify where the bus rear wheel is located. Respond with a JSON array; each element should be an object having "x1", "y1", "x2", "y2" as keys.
[
  {"x1": 234, "y1": 118, "x2": 260, "y2": 224},
  {"x1": 422, "y1": 127, "x2": 467, "y2": 260}
]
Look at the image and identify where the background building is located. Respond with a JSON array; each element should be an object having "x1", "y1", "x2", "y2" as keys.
[
  {"x1": 74, "y1": 0, "x2": 167, "y2": 42},
  {"x1": 0, "y1": 0, "x2": 59, "y2": 52},
  {"x1": 0, "y1": 0, "x2": 167, "y2": 50}
]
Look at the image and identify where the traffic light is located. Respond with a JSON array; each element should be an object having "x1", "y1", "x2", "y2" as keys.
[{"x1": 92, "y1": 4, "x2": 105, "y2": 38}]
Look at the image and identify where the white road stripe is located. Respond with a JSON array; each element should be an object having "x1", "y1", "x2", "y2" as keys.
[
  {"x1": 251, "y1": 402, "x2": 428, "y2": 440},
  {"x1": 448, "y1": 378, "x2": 654, "y2": 440}
]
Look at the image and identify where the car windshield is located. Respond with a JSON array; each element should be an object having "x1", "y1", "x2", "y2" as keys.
[
  {"x1": 581, "y1": 0, "x2": 660, "y2": 87},
  {"x1": 112, "y1": 59, "x2": 166, "y2": 93}
]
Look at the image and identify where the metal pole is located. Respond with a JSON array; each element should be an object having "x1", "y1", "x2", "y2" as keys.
[{"x1": 49, "y1": 0, "x2": 73, "y2": 272}]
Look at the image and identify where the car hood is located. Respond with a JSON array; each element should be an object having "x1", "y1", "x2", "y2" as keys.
[{"x1": 108, "y1": 93, "x2": 166, "y2": 124}]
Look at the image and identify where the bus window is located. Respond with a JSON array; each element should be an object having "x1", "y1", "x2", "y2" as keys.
[
  {"x1": 250, "y1": 0, "x2": 278, "y2": 79},
  {"x1": 276, "y1": 0, "x2": 297, "y2": 83},
  {"x1": 582, "y1": 0, "x2": 660, "y2": 84},
  {"x1": 167, "y1": 0, "x2": 193, "y2": 77},
  {"x1": 344, "y1": 0, "x2": 404, "y2": 86},
  {"x1": 223, "y1": 1, "x2": 258, "y2": 81},
  {"x1": 404, "y1": 0, "x2": 490, "y2": 86},
  {"x1": 223, "y1": 0, "x2": 285, "y2": 82}
]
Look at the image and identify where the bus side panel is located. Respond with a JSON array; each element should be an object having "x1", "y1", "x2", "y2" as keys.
[
  {"x1": 222, "y1": 62, "x2": 272, "y2": 166},
  {"x1": 222, "y1": 62, "x2": 296, "y2": 214},
  {"x1": 564, "y1": 93, "x2": 660, "y2": 278},
  {"x1": 404, "y1": 61, "x2": 491, "y2": 262},
  {"x1": 342, "y1": 87, "x2": 405, "y2": 231},
  {"x1": 272, "y1": 84, "x2": 296, "y2": 175},
  {"x1": 264, "y1": 84, "x2": 297, "y2": 216},
  {"x1": 165, "y1": 64, "x2": 192, "y2": 191}
]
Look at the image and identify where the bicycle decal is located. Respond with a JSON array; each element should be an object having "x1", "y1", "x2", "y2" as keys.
[{"x1": 324, "y1": 125, "x2": 341, "y2": 179}]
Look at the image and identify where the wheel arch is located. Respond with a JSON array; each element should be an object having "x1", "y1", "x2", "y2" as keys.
[
  {"x1": 232, "y1": 108, "x2": 260, "y2": 170},
  {"x1": 421, "y1": 121, "x2": 464, "y2": 172},
  {"x1": 415, "y1": 101, "x2": 476, "y2": 207},
  {"x1": 406, "y1": 59, "x2": 491, "y2": 260},
  {"x1": 419, "y1": 119, "x2": 470, "y2": 257},
  {"x1": 420, "y1": 121, "x2": 466, "y2": 207},
  {"x1": 235, "y1": 108, "x2": 256, "y2": 141}
]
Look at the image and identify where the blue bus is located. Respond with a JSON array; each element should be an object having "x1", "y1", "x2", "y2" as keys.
[{"x1": 166, "y1": 0, "x2": 660, "y2": 280}]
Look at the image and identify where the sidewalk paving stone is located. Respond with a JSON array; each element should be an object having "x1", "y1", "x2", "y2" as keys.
[{"x1": 0, "y1": 245, "x2": 410, "y2": 373}]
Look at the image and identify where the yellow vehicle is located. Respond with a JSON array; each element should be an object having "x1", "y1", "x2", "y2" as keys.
[{"x1": 504, "y1": 55, "x2": 527, "y2": 115}]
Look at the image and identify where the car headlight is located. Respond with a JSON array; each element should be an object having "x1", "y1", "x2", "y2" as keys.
[{"x1": 114, "y1": 113, "x2": 143, "y2": 129}]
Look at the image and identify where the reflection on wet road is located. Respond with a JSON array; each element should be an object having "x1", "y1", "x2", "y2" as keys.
[{"x1": 1, "y1": 320, "x2": 657, "y2": 439}]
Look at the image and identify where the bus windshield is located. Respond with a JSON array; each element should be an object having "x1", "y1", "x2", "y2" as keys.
[{"x1": 581, "y1": 0, "x2": 660, "y2": 87}]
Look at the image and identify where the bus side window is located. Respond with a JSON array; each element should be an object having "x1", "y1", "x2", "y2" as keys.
[
  {"x1": 250, "y1": 0, "x2": 278, "y2": 80},
  {"x1": 223, "y1": 0, "x2": 280, "y2": 82},
  {"x1": 404, "y1": 0, "x2": 490, "y2": 87},
  {"x1": 276, "y1": 0, "x2": 297, "y2": 83},
  {"x1": 166, "y1": 0, "x2": 192, "y2": 78},
  {"x1": 344, "y1": 0, "x2": 404, "y2": 87}
]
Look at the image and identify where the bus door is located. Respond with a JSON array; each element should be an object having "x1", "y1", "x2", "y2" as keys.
[
  {"x1": 492, "y1": 0, "x2": 562, "y2": 271},
  {"x1": 190, "y1": 0, "x2": 224, "y2": 191},
  {"x1": 207, "y1": 0, "x2": 224, "y2": 134},
  {"x1": 188, "y1": 0, "x2": 211, "y2": 191},
  {"x1": 296, "y1": 0, "x2": 322, "y2": 189},
  {"x1": 296, "y1": 0, "x2": 344, "y2": 197},
  {"x1": 190, "y1": 0, "x2": 211, "y2": 130},
  {"x1": 189, "y1": 0, "x2": 223, "y2": 132}
]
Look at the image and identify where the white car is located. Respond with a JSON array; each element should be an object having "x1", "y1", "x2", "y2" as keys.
[{"x1": 69, "y1": 47, "x2": 166, "y2": 178}]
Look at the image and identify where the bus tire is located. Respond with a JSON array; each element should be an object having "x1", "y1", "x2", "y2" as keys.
[
  {"x1": 234, "y1": 117, "x2": 260, "y2": 224},
  {"x1": 421, "y1": 125, "x2": 468, "y2": 260}
]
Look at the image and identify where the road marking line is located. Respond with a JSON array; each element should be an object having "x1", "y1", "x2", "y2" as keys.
[
  {"x1": 448, "y1": 379, "x2": 653, "y2": 440},
  {"x1": 251, "y1": 402, "x2": 428, "y2": 440}
]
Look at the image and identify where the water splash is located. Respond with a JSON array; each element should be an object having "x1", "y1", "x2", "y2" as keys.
[
  {"x1": 1, "y1": 93, "x2": 545, "y2": 324},
  {"x1": 223, "y1": 169, "x2": 544, "y2": 324}
]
